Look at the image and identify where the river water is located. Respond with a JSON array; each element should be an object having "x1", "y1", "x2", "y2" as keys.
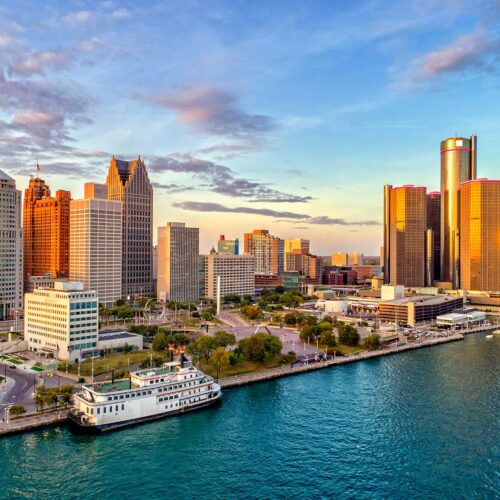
[{"x1": 0, "y1": 332, "x2": 498, "y2": 499}]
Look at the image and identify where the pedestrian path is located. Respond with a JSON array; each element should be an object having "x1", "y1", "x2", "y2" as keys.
[{"x1": 0, "y1": 409, "x2": 68, "y2": 436}]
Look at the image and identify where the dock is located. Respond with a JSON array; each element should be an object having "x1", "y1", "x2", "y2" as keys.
[{"x1": 0, "y1": 409, "x2": 68, "y2": 437}]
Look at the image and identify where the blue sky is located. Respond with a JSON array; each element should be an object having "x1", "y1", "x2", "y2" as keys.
[{"x1": 0, "y1": 0, "x2": 499, "y2": 255}]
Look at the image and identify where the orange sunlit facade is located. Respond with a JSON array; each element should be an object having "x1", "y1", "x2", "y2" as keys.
[
  {"x1": 460, "y1": 179, "x2": 500, "y2": 292},
  {"x1": 388, "y1": 185, "x2": 427, "y2": 288},
  {"x1": 243, "y1": 229, "x2": 284, "y2": 275},
  {"x1": 23, "y1": 177, "x2": 71, "y2": 288}
]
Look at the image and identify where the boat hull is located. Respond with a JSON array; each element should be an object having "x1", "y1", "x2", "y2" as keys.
[{"x1": 68, "y1": 398, "x2": 221, "y2": 433}]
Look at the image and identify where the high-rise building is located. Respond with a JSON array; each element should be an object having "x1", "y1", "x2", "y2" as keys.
[
  {"x1": 157, "y1": 223, "x2": 199, "y2": 302},
  {"x1": 440, "y1": 136, "x2": 477, "y2": 288},
  {"x1": 201, "y1": 252, "x2": 255, "y2": 299},
  {"x1": 332, "y1": 252, "x2": 348, "y2": 267},
  {"x1": 284, "y1": 238, "x2": 310, "y2": 254},
  {"x1": 244, "y1": 229, "x2": 284, "y2": 275},
  {"x1": 426, "y1": 191, "x2": 441, "y2": 284},
  {"x1": 286, "y1": 250, "x2": 322, "y2": 283},
  {"x1": 69, "y1": 198, "x2": 123, "y2": 306},
  {"x1": 23, "y1": 175, "x2": 71, "y2": 288},
  {"x1": 348, "y1": 253, "x2": 364, "y2": 266},
  {"x1": 25, "y1": 281, "x2": 98, "y2": 361},
  {"x1": 217, "y1": 235, "x2": 239, "y2": 255},
  {"x1": 460, "y1": 179, "x2": 500, "y2": 292},
  {"x1": 383, "y1": 184, "x2": 392, "y2": 283},
  {"x1": 388, "y1": 185, "x2": 427, "y2": 288},
  {"x1": 106, "y1": 155, "x2": 153, "y2": 298},
  {"x1": 84, "y1": 182, "x2": 108, "y2": 200},
  {"x1": 0, "y1": 170, "x2": 22, "y2": 320}
]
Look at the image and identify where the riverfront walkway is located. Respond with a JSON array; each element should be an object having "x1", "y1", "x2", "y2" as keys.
[
  {"x1": 219, "y1": 333, "x2": 464, "y2": 388},
  {"x1": 0, "y1": 409, "x2": 68, "y2": 437}
]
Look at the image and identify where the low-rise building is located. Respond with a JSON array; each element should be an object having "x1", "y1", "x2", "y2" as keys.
[
  {"x1": 98, "y1": 329, "x2": 143, "y2": 352},
  {"x1": 25, "y1": 281, "x2": 98, "y2": 361}
]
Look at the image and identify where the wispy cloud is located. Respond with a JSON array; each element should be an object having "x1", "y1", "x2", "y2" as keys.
[
  {"x1": 393, "y1": 31, "x2": 500, "y2": 88},
  {"x1": 149, "y1": 154, "x2": 312, "y2": 203},
  {"x1": 151, "y1": 85, "x2": 275, "y2": 140},
  {"x1": 151, "y1": 182, "x2": 195, "y2": 193},
  {"x1": 174, "y1": 201, "x2": 381, "y2": 226},
  {"x1": 10, "y1": 49, "x2": 70, "y2": 76}
]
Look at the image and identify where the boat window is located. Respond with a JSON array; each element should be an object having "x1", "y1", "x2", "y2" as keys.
[
  {"x1": 148, "y1": 391, "x2": 152, "y2": 394},
  {"x1": 103, "y1": 407, "x2": 106, "y2": 413},
  {"x1": 90, "y1": 408, "x2": 94, "y2": 415},
  {"x1": 97, "y1": 408, "x2": 100, "y2": 414},
  {"x1": 121, "y1": 404, "x2": 124, "y2": 411},
  {"x1": 108, "y1": 397, "x2": 112, "y2": 401},
  {"x1": 115, "y1": 405, "x2": 119, "y2": 412},
  {"x1": 126, "y1": 394, "x2": 129, "y2": 398}
]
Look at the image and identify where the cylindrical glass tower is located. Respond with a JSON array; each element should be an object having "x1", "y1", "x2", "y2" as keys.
[{"x1": 440, "y1": 136, "x2": 476, "y2": 288}]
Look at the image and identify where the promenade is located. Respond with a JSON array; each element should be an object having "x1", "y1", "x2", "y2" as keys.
[
  {"x1": 0, "y1": 409, "x2": 68, "y2": 437},
  {"x1": 218, "y1": 333, "x2": 464, "y2": 388}
]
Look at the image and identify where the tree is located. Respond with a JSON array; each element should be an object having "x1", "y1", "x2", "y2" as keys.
[
  {"x1": 152, "y1": 331, "x2": 168, "y2": 352},
  {"x1": 9, "y1": 404, "x2": 26, "y2": 417},
  {"x1": 279, "y1": 290, "x2": 303, "y2": 308},
  {"x1": 338, "y1": 324, "x2": 360, "y2": 346},
  {"x1": 364, "y1": 334, "x2": 381, "y2": 350},
  {"x1": 320, "y1": 330, "x2": 337, "y2": 348},
  {"x1": 58, "y1": 385, "x2": 74, "y2": 406},
  {"x1": 209, "y1": 347, "x2": 230, "y2": 380},
  {"x1": 188, "y1": 335, "x2": 217, "y2": 363},
  {"x1": 240, "y1": 305, "x2": 262, "y2": 321},
  {"x1": 213, "y1": 331, "x2": 236, "y2": 347},
  {"x1": 116, "y1": 299, "x2": 125, "y2": 307},
  {"x1": 240, "y1": 333, "x2": 282, "y2": 363},
  {"x1": 123, "y1": 342, "x2": 132, "y2": 353}
]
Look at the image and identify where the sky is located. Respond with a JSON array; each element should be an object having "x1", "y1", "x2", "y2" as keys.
[{"x1": 0, "y1": 0, "x2": 499, "y2": 255}]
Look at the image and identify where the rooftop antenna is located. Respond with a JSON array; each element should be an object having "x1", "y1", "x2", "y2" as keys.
[{"x1": 36, "y1": 155, "x2": 40, "y2": 178}]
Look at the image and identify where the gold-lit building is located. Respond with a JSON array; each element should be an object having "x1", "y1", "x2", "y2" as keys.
[
  {"x1": 387, "y1": 185, "x2": 427, "y2": 288},
  {"x1": 383, "y1": 184, "x2": 392, "y2": 283},
  {"x1": 460, "y1": 179, "x2": 500, "y2": 292},
  {"x1": 23, "y1": 176, "x2": 71, "y2": 288},
  {"x1": 244, "y1": 229, "x2": 284, "y2": 275},
  {"x1": 440, "y1": 136, "x2": 476, "y2": 288},
  {"x1": 285, "y1": 249, "x2": 322, "y2": 283}
]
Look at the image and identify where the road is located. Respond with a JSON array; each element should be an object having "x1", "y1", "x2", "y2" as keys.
[{"x1": 0, "y1": 362, "x2": 75, "y2": 413}]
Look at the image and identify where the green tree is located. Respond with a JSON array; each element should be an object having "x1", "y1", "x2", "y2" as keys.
[
  {"x1": 187, "y1": 335, "x2": 217, "y2": 363},
  {"x1": 364, "y1": 334, "x2": 381, "y2": 350},
  {"x1": 240, "y1": 333, "x2": 282, "y2": 363},
  {"x1": 58, "y1": 385, "x2": 74, "y2": 406},
  {"x1": 213, "y1": 331, "x2": 236, "y2": 347},
  {"x1": 240, "y1": 305, "x2": 262, "y2": 321},
  {"x1": 320, "y1": 329, "x2": 337, "y2": 348},
  {"x1": 9, "y1": 404, "x2": 26, "y2": 417},
  {"x1": 116, "y1": 299, "x2": 125, "y2": 306},
  {"x1": 209, "y1": 347, "x2": 230, "y2": 380},
  {"x1": 123, "y1": 342, "x2": 132, "y2": 353},
  {"x1": 338, "y1": 324, "x2": 360, "y2": 346},
  {"x1": 152, "y1": 331, "x2": 169, "y2": 352}
]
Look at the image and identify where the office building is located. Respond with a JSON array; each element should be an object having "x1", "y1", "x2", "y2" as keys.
[
  {"x1": 383, "y1": 184, "x2": 392, "y2": 283},
  {"x1": 23, "y1": 175, "x2": 71, "y2": 287},
  {"x1": 244, "y1": 229, "x2": 284, "y2": 275},
  {"x1": 348, "y1": 253, "x2": 364, "y2": 266},
  {"x1": 332, "y1": 252, "x2": 348, "y2": 267},
  {"x1": 285, "y1": 238, "x2": 310, "y2": 255},
  {"x1": 460, "y1": 179, "x2": 500, "y2": 292},
  {"x1": 388, "y1": 185, "x2": 427, "y2": 288},
  {"x1": 217, "y1": 235, "x2": 239, "y2": 255},
  {"x1": 70, "y1": 198, "x2": 123, "y2": 306},
  {"x1": 26, "y1": 273, "x2": 56, "y2": 293},
  {"x1": 25, "y1": 281, "x2": 98, "y2": 361},
  {"x1": 440, "y1": 136, "x2": 477, "y2": 288},
  {"x1": 106, "y1": 155, "x2": 153, "y2": 297},
  {"x1": 426, "y1": 191, "x2": 441, "y2": 284},
  {"x1": 157, "y1": 223, "x2": 199, "y2": 302},
  {"x1": 202, "y1": 252, "x2": 255, "y2": 299},
  {"x1": 0, "y1": 170, "x2": 22, "y2": 320},
  {"x1": 286, "y1": 250, "x2": 322, "y2": 283},
  {"x1": 84, "y1": 182, "x2": 108, "y2": 200}
]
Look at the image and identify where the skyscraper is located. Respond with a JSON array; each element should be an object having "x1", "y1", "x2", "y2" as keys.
[
  {"x1": 331, "y1": 252, "x2": 348, "y2": 267},
  {"x1": 459, "y1": 179, "x2": 500, "y2": 292},
  {"x1": 217, "y1": 235, "x2": 239, "y2": 255},
  {"x1": 388, "y1": 185, "x2": 427, "y2": 288},
  {"x1": 383, "y1": 183, "x2": 393, "y2": 284},
  {"x1": 106, "y1": 155, "x2": 153, "y2": 298},
  {"x1": 286, "y1": 250, "x2": 322, "y2": 284},
  {"x1": 157, "y1": 222, "x2": 199, "y2": 302},
  {"x1": 0, "y1": 170, "x2": 22, "y2": 320},
  {"x1": 69, "y1": 197, "x2": 123, "y2": 306},
  {"x1": 284, "y1": 239, "x2": 310, "y2": 271},
  {"x1": 244, "y1": 229, "x2": 284, "y2": 275},
  {"x1": 440, "y1": 136, "x2": 476, "y2": 288},
  {"x1": 23, "y1": 175, "x2": 71, "y2": 287},
  {"x1": 426, "y1": 191, "x2": 441, "y2": 284}
]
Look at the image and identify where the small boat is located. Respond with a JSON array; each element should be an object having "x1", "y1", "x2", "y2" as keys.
[{"x1": 486, "y1": 334, "x2": 493, "y2": 339}]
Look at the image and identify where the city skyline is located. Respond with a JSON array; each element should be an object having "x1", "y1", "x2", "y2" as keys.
[{"x1": 1, "y1": 1, "x2": 499, "y2": 254}]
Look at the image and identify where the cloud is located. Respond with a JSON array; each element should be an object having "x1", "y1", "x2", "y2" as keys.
[
  {"x1": 151, "y1": 182, "x2": 195, "y2": 193},
  {"x1": 174, "y1": 201, "x2": 381, "y2": 226},
  {"x1": 110, "y1": 8, "x2": 132, "y2": 20},
  {"x1": 10, "y1": 50, "x2": 70, "y2": 76},
  {"x1": 151, "y1": 85, "x2": 275, "y2": 140},
  {"x1": 149, "y1": 154, "x2": 312, "y2": 203},
  {"x1": 394, "y1": 32, "x2": 500, "y2": 87},
  {"x1": 63, "y1": 10, "x2": 93, "y2": 26}
]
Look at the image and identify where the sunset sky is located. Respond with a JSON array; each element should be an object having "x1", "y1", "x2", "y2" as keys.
[{"x1": 1, "y1": 0, "x2": 499, "y2": 255}]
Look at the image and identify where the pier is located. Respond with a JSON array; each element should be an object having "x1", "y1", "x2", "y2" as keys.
[{"x1": 0, "y1": 409, "x2": 68, "y2": 437}]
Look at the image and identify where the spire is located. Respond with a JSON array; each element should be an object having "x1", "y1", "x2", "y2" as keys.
[{"x1": 36, "y1": 156, "x2": 40, "y2": 178}]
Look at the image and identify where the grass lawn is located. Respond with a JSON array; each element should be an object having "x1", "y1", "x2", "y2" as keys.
[
  {"x1": 0, "y1": 332, "x2": 20, "y2": 340},
  {"x1": 63, "y1": 350, "x2": 170, "y2": 377},
  {"x1": 7, "y1": 357, "x2": 23, "y2": 365},
  {"x1": 320, "y1": 342, "x2": 367, "y2": 356},
  {"x1": 198, "y1": 354, "x2": 293, "y2": 379}
]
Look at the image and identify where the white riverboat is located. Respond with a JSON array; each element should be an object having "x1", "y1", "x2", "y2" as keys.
[{"x1": 69, "y1": 361, "x2": 221, "y2": 432}]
